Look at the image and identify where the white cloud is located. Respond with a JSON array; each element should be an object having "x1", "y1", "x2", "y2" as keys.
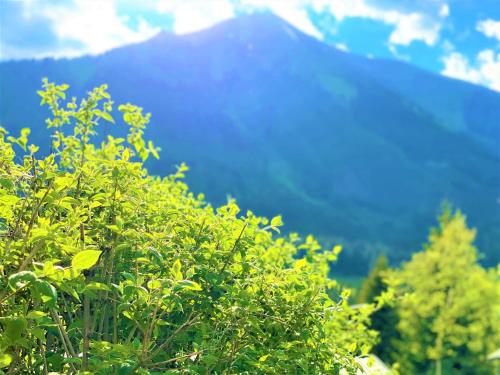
[
  {"x1": 0, "y1": 0, "x2": 160, "y2": 60},
  {"x1": 442, "y1": 50, "x2": 500, "y2": 92},
  {"x1": 476, "y1": 50, "x2": 500, "y2": 91},
  {"x1": 44, "y1": 0, "x2": 160, "y2": 57},
  {"x1": 0, "y1": 0, "x2": 448, "y2": 62},
  {"x1": 157, "y1": 0, "x2": 234, "y2": 34},
  {"x1": 309, "y1": 0, "x2": 443, "y2": 47},
  {"x1": 239, "y1": 0, "x2": 323, "y2": 39},
  {"x1": 203, "y1": 0, "x2": 444, "y2": 47},
  {"x1": 156, "y1": 0, "x2": 324, "y2": 39},
  {"x1": 442, "y1": 52, "x2": 482, "y2": 82},
  {"x1": 439, "y1": 4, "x2": 449, "y2": 18},
  {"x1": 336, "y1": 43, "x2": 349, "y2": 51},
  {"x1": 389, "y1": 13, "x2": 440, "y2": 46},
  {"x1": 0, "y1": 43, "x2": 83, "y2": 61},
  {"x1": 477, "y1": 19, "x2": 500, "y2": 41}
]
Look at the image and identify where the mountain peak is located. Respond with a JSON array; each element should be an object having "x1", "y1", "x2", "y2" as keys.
[
  {"x1": 177, "y1": 11, "x2": 308, "y2": 44},
  {"x1": 229, "y1": 11, "x2": 290, "y2": 28}
]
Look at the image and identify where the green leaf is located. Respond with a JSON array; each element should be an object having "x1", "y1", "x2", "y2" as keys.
[
  {"x1": 20, "y1": 128, "x2": 30, "y2": 137},
  {"x1": 63, "y1": 357, "x2": 82, "y2": 365},
  {"x1": 270, "y1": 215, "x2": 283, "y2": 228},
  {"x1": 347, "y1": 342, "x2": 357, "y2": 353},
  {"x1": 59, "y1": 283, "x2": 80, "y2": 301},
  {"x1": 176, "y1": 280, "x2": 203, "y2": 292},
  {"x1": 100, "y1": 110, "x2": 115, "y2": 123},
  {"x1": 26, "y1": 310, "x2": 48, "y2": 319},
  {"x1": 3, "y1": 317, "x2": 27, "y2": 343},
  {"x1": 122, "y1": 148, "x2": 130, "y2": 161},
  {"x1": 171, "y1": 259, "x2": 183, "y2": 281},
  {"x1": 333, "y1": 245, "x2": 342, "y2": 255},
  {"x1": 31, "y1": 327, "x2": 46, "y2": 341},
  {"x1": 29, "y1": 228, "x2": 49, "y2": 244},
  {"x1": 83, "y1": 282, "x2": 111, "y2": 292},
  {"x1": 0, "y1": 178, "x2": 14, "y2": 189},
  {"x1": 0, "y1": 353, "x2": 12, "y2": 368},
  {"x1": 148, "y1": 140, "x2": 160, "y2": 159},
  {"x1": 147, "y1": 280, "x2": 162, "y2": 290},
  {"x1": 32, "y1": 280, "x2": 57, "y2": 308},
  {"x1": 8, "y1": 271, "x2": 37, "y2": 289},
  {"x1": 259, "y1": 354, "x2": 270, "y2": 362},
  {"x1": 71, "y1": 250, "x2": 102, "y2": 271},
  {"x1": 122, "y1": 311, "x2": 134, "y2": 321},
  {"x1": 106, "y1": 224, "x2": 121, "y2": 233}
]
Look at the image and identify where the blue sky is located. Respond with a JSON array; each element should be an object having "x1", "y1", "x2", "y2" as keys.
[{"x1": 1, "y1": 0, "x2": 499, "y2": 91}]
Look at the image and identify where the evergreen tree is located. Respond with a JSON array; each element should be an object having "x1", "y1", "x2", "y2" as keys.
[
  {"x1": 358, "y1": 255, "x2": 399, "y2": 364},
  {"x1": 393, "y1": 208, "x2": 500, "y2": 375}
]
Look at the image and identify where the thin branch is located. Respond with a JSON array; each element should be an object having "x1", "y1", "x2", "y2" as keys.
[
  {"x1": 18, "y1": 183, "x2": 53, "y2": 271},
  {"x1": 148, "y1": 313, "x2": 199, "y2": 361},
  {"x1": 145, "y1": 350, "x2": 204, "y2": 369},
  {"x1": 219, "y1": 222, "x2": 247, "y2": 275},
  {"x1": 0, "y1": 283, "x2": 31, "y2": 306},
  {"x1": 50, "y1": 309, "x2": 77, "y2": 358},
  {"x1": 50, "y1": 310, "x2": 77, "y2": 373}
]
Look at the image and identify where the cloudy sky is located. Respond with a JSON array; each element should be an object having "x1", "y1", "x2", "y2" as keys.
[{"x1": 1, "y1": 0, "x2": 500, "y2": 91}]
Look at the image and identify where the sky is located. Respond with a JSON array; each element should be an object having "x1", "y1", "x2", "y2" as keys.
[{"x1": 1, "y1": 0, "x2": 500, "y2": 92}]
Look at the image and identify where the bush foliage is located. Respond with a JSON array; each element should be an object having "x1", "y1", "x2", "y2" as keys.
[
  {"x1": 391, "y1": 208, "x2": 500, "y2": 375},
  {"x1": 0, "y1": 81, "x2": 379, "y2": 374}
]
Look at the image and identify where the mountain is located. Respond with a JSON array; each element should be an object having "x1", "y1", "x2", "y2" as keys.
[{"x1": 1, "y1": 13, "x2": 499, "y2": 274}]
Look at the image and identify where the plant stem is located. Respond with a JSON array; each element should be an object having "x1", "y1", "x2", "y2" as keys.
[
  {"x1": 148, "y1": 313, "x2": 199, "y2": 361},
  {"x1": 83, "y1": 293, "x2": 90, "y2": 370},
  {"x1": 219, "y1": 222, "x2": 247, "y2": 275},
  {"x1": 50, "y1": 309, "x2": 77, "y2": 358},
  {"x1": 145, "y1": 350, "x2": 204, "y2": 369},
  {"x1": 18, "y1": 183, "x2": 53, "y2": 271},
  {"x1": 50, "y1": 309, "x2": 77, "y2": 372},
  {"x1": 39, "y1": 339, "x2": 48, "y2": 375}
]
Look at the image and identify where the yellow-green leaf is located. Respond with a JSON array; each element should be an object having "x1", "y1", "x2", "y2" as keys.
[
  {"x1": 72, "y1": 250, "x2": 102, "y2": 271},
  {"x1": 171, "y1": 259, "x2": 183, "y2": 281},
  {"x1": 271, "y1": 215, "x2": 283, "y2": 227},
  {"x1": 148, "y1": 140, "x2": 159, "y2": 159},
  {"x1": 26, "y1": 310, "x2": 48, "y2": 319},
  {"x1": 259, "y1": 354, "x2": 270, "y2": 362},
  {"x1": 347, "y1": 342, "x2": 357, "y2": 353},
  {"x1": 0, "y1": 353, "x2": 12, "y2": 368}
]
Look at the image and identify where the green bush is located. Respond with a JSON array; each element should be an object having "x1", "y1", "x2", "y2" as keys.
[
  {"x1": 0, "y1": 80, "x2": 377, "y2": 374},
  {"x1": 391, "y1": 208, "x2": 500, "y2": 375}
]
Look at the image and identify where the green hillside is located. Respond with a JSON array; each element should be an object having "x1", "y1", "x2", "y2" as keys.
[{"x1": 1, "y1": 13, "x2": 499, "y2": 274}]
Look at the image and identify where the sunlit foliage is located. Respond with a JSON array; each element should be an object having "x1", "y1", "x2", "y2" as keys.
[
  {"x1": 392, "y1": 208, "x2": 500, "y2": 375},
  {"x1": 0, "y1": 80, "x2": 377, "y2": 374}
]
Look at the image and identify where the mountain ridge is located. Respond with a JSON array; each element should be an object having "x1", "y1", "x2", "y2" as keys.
[{"x1": 1, "y1": 12, "x2": 499, "y2": 274}]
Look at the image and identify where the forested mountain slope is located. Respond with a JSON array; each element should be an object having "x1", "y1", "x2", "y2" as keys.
[{"x1": 1, "y1": 13, "x2": 499, "y2": 273}]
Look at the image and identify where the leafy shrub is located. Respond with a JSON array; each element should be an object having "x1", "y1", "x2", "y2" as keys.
[
  {"x1": 0, "y1": 80, "x2": 377, "y2": 374},
  {"x1": 391, "y1": 208, "x2": 500, "y2": 375}
]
